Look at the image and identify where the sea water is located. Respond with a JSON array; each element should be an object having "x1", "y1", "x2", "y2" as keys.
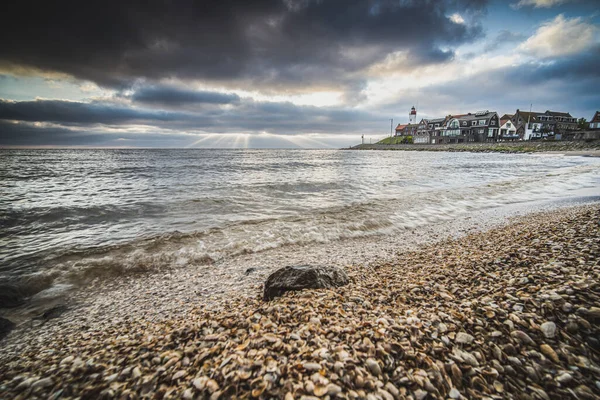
[{"x1": 1, "y1": 149, "x2": 599, "y2": 298}]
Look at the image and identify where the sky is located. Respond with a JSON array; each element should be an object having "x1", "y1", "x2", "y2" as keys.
[{"x1": 0, "y1": 0, "x2": 599, "y2": 148}]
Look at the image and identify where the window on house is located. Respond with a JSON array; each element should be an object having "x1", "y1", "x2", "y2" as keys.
[
  {"x1": 435, "y1": 124, "x2": 440, "y2": 127},
  {"x1": 507, "y1": 122, "x2": 511, "y2": 128},
  {"x1": 471, "y1": 121, "x2": 476, "y2": 126},
  {"x1": 478, "y1": 120, "x2": 486, "y2": 125},
  {"x1": 490, "y1": 120, "x2": 495, "y2": 125}
]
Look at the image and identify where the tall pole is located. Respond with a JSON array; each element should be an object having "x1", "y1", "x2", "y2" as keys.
[
  {"x1": 527, "y1": 103, "x2": 532, "y2": 140},
  {"x1": 390, "y1": 119, "x2": 393, "y2": 137}
]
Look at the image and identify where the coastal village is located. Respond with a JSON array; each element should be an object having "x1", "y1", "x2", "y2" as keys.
[{"x1": 385, "y1": 107, "x2": 600, "y2": 144}]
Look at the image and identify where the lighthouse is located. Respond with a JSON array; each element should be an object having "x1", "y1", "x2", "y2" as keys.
[{"x1": 409, "y1": 106, "x2": 417, "y2": 124}]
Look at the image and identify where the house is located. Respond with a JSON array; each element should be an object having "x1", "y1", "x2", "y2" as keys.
[
  {"x1": 394, "y1": 123, "x2": 419, "y2": 136},
  {"x1": 394, "y1": 124, "x2": 407, "y2": 136},
  {"x1": 428, "y1": 111, "x2": 499, "y2": 143},
  {"x1": 512, "y1": 109, "x2": 578, "y2": 140},
  {"x1": 427, "y1": 117, "x2": 448, "y2": 144},
  {"x1": 456, "y1": 111, "x2": 500, "y2": 142},
  {"x1": 540, "y1": 111, "x2": 577, "y2": 134},
  {"x1": 590, "y1": 111, "x2": 600, "y2": 130},
  {"x1": 512, "y1": 110, "x2": 543, "y2": 140},
  {"x1": 413, "y1": 119, "x2": 430, "y2": 144},
  {"x1": 499, "y1": 114, "x2": 518, "y2": 141}
]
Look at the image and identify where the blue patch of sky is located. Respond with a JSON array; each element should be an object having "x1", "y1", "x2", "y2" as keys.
[
  {"x1": 455, "y1": 0, "x2": 598, "y2": 58},
  {"x1": 0, "y1": 74, "x2": 110, "y2": 102}
]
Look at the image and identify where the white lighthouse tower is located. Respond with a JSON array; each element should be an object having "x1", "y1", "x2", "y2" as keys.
[{"x1": 409, "y1": 106, "x2": 417, "y2": 124}]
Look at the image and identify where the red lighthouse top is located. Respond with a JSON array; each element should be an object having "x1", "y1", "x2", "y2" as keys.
[{"x1": 410, "y1": 106, "x2": 416, "y2": 115}]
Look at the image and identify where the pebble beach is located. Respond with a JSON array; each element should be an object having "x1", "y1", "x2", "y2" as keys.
[{"x1": 1, "y1": 204, "x2": 599, "y2": 399}]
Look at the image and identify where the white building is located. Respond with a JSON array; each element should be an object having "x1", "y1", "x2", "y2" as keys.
[
  {"x1": 511, "y1": 110, "x2": 543, "y2": 140},
  {"x1": 499, "y1": 114, "x2": 518, "y2": 141},
  {"x1": 409, "y1": 106, "x2": 417, "y2": 124}
]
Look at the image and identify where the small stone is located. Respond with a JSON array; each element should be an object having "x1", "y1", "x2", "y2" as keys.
[
  {"x1": 182, "y1": 388, "x2": 194, "y2": 400},
  {"x1": 15, "y1": 377, "x2": 36, "y2": 392},
  {"x1": 449, "y1": 388, "x2": 461, "y2": 398},
  {"x1": 132, "y1": 367, "x2": 142, "y2": 379},
  {"x1": 206, "y1": 379, "x2": 219, "y2": 393},
  {"x1": 172, "y1": 370, "x2": 186, "y2": 380},
  {"x1": 511, "y1": 330, "x2": 535, "y2": 346},
  {"x1": 384, "y1": 382, "x2": 399, "y2": 397},
  {"x1": 540, "y1": 322, "x2": 556, "y2": 338},
  {"x1": 588, "y1": 307, "x2": 600, "y2": 319},
  {"x1": 414, "y1": 389, "x2": 428, "y2": 400},
  {"x1": 60, "y1": 356, "x2": 74, "y2": 365},
  {"x1": 366, "y1": 358, "x2": 382, "y2": 376},
  {"x1": 540, "y1": 344, "x2": 560, "y2": 363},
  {"x1": 326, "y1": 383, "x2": 342, "y2": 395},
  {"x1": 193, "y1": 377, "x2": 208, "y2": 390},
  {"x1": 303, "y1": 362, "x2": 322, "y2": 371},
  {"x1": 31, "y1": 377, "x2": 53, "y2": 391},
  {"x1": 507, "y1": 356, "x2": 522, "y2": 367},
  {"x1": 455, "y1": 332, "x2": 474, "y2": 344},
  {"x1": 556, "y1": 372, "x2": 573, "y2": 384}
]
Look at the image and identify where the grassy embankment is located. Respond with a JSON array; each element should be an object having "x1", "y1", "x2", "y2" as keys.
[{"x1": 352, "y1": 140, "x2": 600, "y2": 153}]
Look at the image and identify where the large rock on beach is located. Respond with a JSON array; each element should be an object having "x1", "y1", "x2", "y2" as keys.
[
  {"x1": 263, "y1": 265, "x2": 349, "y2": 300},
  {"x1": 0, "y1": 317, "x2": 15, "y2": 340}
]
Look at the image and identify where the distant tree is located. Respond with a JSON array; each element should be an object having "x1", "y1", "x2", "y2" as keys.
[{"x1": 578, "y1": 118, "x2": 589, "y2": 130}]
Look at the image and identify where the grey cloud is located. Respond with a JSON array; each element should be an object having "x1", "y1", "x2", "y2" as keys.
[
  {"x1": 0, "y1": 97, "x2": 387, "y2": 139},
  {"x1": 0, "y1": 121, "x2": 195, "y2": 147},
  {"x1": 383, "y1": 49, "x2": 600, "y2": 120},
  {"x1": 483, "y1": 30, "x2": 527, "y2": 52},
  {"x1": 0, "y1": 99, "x2": 191, "y2": 125},
  {"x1": 505, "y1": 45, "x2": 600, "y2": 83},
  {"x1": 129, "y1": 86, "x2": 241, "y2": 106},
  {"x1": 510, "y1": 0, "x2": 571, "y2": 9},
  {"x1": 0, "y1": 0, "x2": 487, "y2": 93}
]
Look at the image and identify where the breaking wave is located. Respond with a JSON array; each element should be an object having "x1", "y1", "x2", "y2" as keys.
[{"x1": 1, "y1": 149, "x2": 599, "y2": 302}]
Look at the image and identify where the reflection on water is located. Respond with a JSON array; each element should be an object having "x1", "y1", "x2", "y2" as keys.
[{"x1": 1, "y1": 149, "x2": 599, "y2": 294}]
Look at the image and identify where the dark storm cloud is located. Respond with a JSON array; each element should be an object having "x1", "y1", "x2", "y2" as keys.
[
  {"x1": 0, "y1": 0, "x2": 487, "y2": 90},
  {"x1": 0, "y1": 99, "x2": 191, "y2": 125},
  {"x1": 129, "y1": 87, "x2": 241, "y2": 106},
  {"x1": 0, "y1": 121, "x2": 195, "y2": 147},
  {"x1": 0, "y1": 97, "x2": 386, "y2": 140}
]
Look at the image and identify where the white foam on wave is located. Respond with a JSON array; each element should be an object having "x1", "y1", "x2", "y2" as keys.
[
  {"x1": 9, "y1": 154, "x2": 599, "y2": 297},
  {"x1": 33, "y1": 159, "x2": 596, "y2": 289}
]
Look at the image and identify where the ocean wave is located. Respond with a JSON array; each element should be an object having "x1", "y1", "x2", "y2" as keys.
[{"x1": 1, "y1": 151, "x2": 598, "y2": 305}]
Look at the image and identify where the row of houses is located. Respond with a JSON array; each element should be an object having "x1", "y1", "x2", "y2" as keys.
[{"x1": 393, "y1": 106, "x2": 594, "y2": 144}]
